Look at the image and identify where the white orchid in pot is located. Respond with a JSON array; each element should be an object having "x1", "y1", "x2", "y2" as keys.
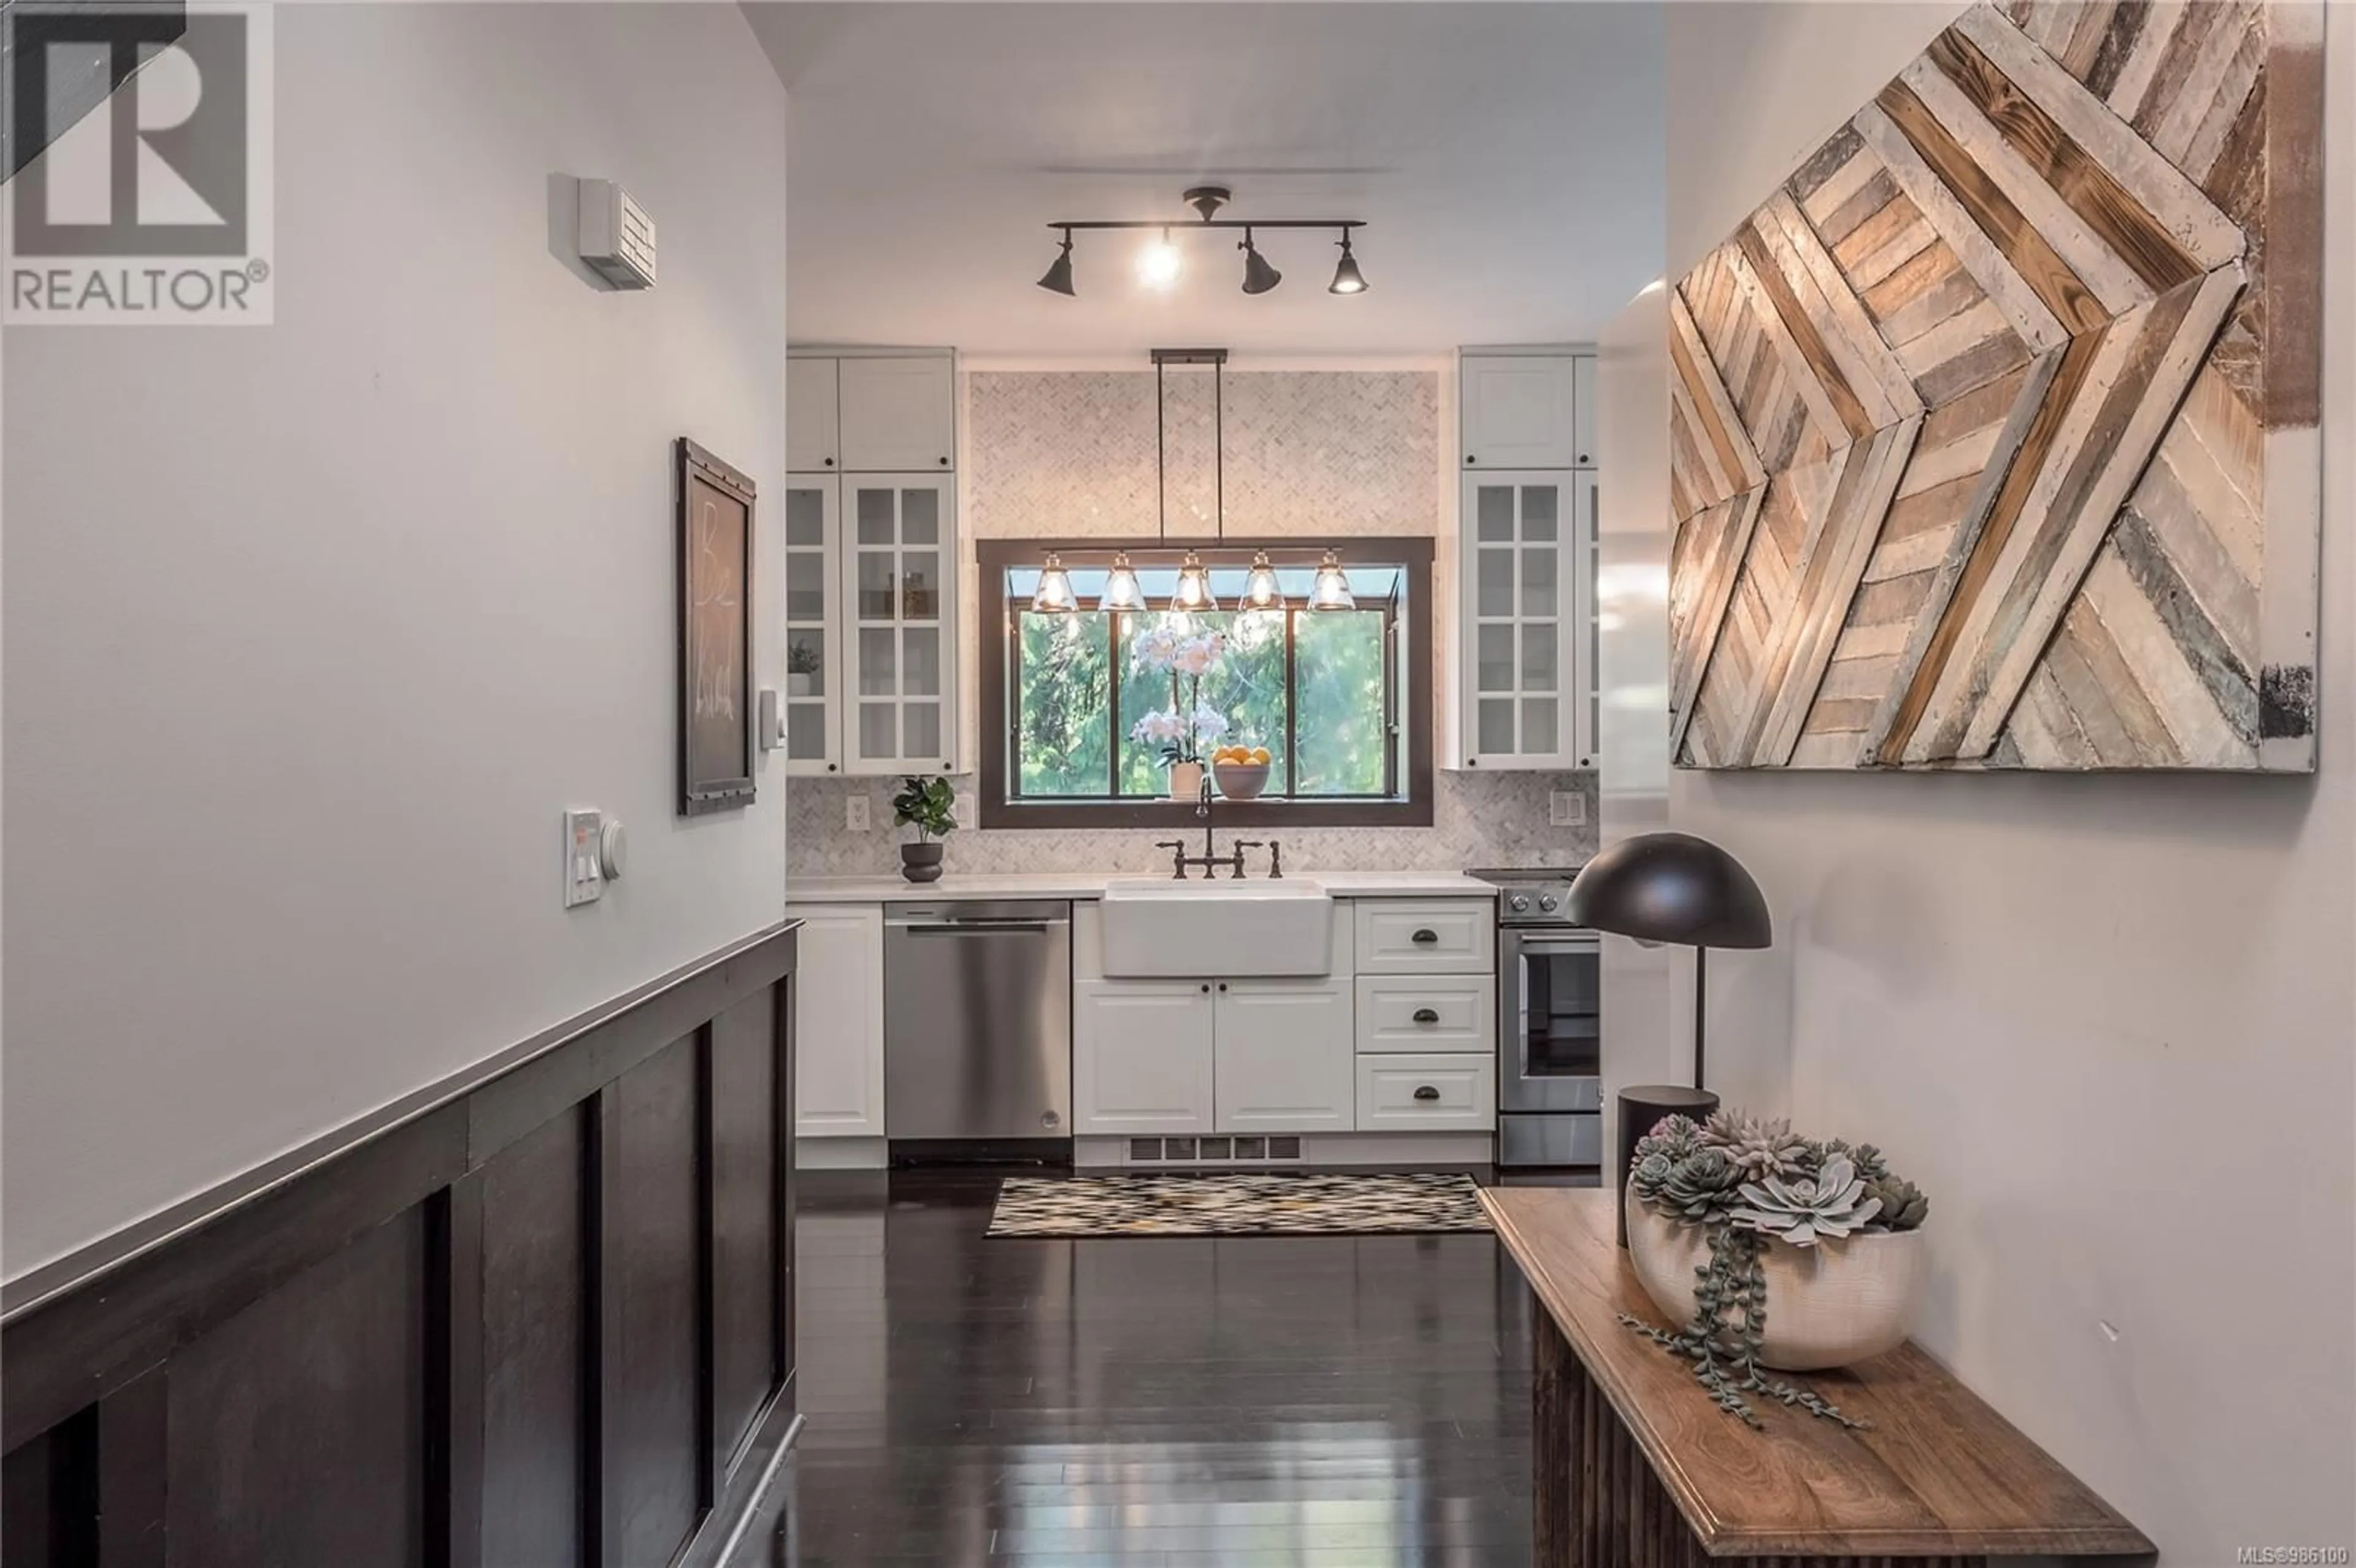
[{"x1": 1129, "y1": 625, "x2": 1229, "y2": 799}]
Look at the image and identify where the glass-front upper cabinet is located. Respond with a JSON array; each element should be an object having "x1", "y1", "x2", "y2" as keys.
[
  {"x1": 1461, "y1": 471, "x2": 1595, "y2": 770},
  {"x1": 843, "y1": 475, "x2": 955, "y2": 774},
  {"x1": 782, "y1": 476, "x2": 842, "y2": 775}
]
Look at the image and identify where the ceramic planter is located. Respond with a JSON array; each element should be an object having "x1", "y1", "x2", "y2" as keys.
[
  {"x1": 1211, "y1": 761, "x2": 1271, "y2": 800},
  {"x1": 899, "y1": 841, "x2": 944, "y2": 883},
  {"x1": 1625, "y1": 1189, "x2": 1927, "y2": 1371},
  {"x1": 1167, "y1": 761, "x2": 1204, "y2": 801}
]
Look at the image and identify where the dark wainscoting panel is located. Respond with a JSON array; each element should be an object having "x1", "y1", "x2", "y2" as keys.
[
  {"x1": 167, "y1": 1209, "x2": 430, "y2": 1568},
  {"x1": 609, "y1": 1036, "x2": 708, "y2": 1568},
  {"x1": 0, "y1": 924, "x2": 799, "y2": 1568},
  {"x1": 709, "y1": 989, "x2": 780, "y2": 1471},
  {"x1": 480, "y1": 1107, "x2": 589, "y2": 1568}
]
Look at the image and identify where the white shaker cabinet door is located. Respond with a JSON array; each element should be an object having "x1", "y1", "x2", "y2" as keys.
[{"x1": 787, "y1": 904, "x2": 885, "y2": 1137}]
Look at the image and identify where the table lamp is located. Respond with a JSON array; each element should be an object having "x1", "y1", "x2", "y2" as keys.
[{"x1": 1566, "y1": 832, "x2": 1772, "y2": 1243}]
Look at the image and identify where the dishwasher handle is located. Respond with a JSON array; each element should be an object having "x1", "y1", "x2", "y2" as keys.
[{"x1": 884, "y1": 901, "x2": 1072, "y2": 934}]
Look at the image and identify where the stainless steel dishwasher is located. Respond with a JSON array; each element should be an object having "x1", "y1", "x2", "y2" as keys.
[{"x1": 883, "y1": 900, "x2": 1072, "y2": 1143}]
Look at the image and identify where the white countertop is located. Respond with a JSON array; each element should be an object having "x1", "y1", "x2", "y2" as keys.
[{"x1": 785, "y1": 869, "x2": 1500, "y2": 903}]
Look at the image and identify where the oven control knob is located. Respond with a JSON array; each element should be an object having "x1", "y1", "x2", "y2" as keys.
[
  {"x1": 1509, "y1": 894, "x2": 1531, "y2": 913},
  {"x1": 1539, "y1": 895, "x2": 1558, "y2": 912}
]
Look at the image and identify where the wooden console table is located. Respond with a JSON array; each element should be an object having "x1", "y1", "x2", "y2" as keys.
[{"x1": 1479, "y1": 1188, "x2": 2155, "y2": 1567}]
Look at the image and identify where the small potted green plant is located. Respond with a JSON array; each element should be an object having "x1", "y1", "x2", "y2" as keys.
[
  {"x1": 786, "y1": 641, "x2": 821, "y2": 697},
  {"x1": 890, "y1": 775, "x2": 957, "y2": 883},
  {"x1": 1622, "y1": 1109, "x2": 1931, "y2": 1428}
]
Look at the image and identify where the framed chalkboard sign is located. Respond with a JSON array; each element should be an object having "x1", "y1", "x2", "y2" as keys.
[{"x1": 677, "y1": 437, "x2": 756, "y2": 816}]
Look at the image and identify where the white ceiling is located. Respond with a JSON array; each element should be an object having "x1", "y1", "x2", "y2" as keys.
[{"x1": 747, "y1": 3, "x2": 1666, "y2": 357}]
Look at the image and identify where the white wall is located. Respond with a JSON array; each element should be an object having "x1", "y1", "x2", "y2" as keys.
[
  {"x1": 1641, "y1": 6, "x2": 2356, "y2": 1561},
  {"x1": 1, "y1": 4, "x2": 789, "y2": 1278}
]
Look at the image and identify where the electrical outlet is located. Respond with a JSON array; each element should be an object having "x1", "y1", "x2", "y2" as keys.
[
  {"x1": 845, "y1": 793, "x2": 871, "y2": 832},
  {"x1": 1549, "y1": 790, "x2": 1587, "y2": 828},
  {"x1": 952, "y1": 791, "x2": 976, "y2": 828}
]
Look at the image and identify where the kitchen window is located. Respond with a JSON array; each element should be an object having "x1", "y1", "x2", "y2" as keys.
[{"x1": 978, "y1": 540, "x2": 1434, "y2": 828}]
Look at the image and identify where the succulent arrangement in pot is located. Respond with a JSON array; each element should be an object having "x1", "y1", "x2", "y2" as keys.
[
  {"x1": 890, "y1": 775, "x2": 957, "y2": 883},
  {"x1": 1622, "y1": 1110, "x2": 1930, "y2": 1429}
]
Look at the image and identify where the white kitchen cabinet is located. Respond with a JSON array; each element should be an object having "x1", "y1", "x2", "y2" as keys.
[
  {"x1": 1212, "y1": 980, "x2": 1354, "y2": 1134},
  {"x1": 838, "y1": 356, "x2": 957, "y2": 473},
  {"x1": 782, "y1": 475, "x2": 843, "y2": 775},
  {"x1": 842, "y1": 474, "x2": 956, "y2": 774},
  {"x1": 787, "y1": 904, "x2": 885, "y2": 1138},
  {"x1": 1357, "y1": 1053, "x2": 1496, "y2": 1133},
  {"x1": 1462, "y1": 354, "x2": 1580, "y2": 470},
  {"x1": 1074, "y1": 980, "x2": 1215, "y2": 1135},
  {"x1": 1571, "y1": 354, "x2": 1597, "y2": 469},
  {"x1": 1355, "y1": 974, "x2": 1495, "y2": 1053},
  {"x1": 787, "y1": 357, "x2": 841, "y2": 472},
  {"x1": 1355, "y1": 899, "x2": 1495, "y2": 975},
  {"x1": 1460, "y1": 469, "x2": 1596, "y2": 770}
]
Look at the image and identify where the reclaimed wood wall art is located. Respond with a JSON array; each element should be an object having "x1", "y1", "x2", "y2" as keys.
[{"x1": 1668, "y1": 0, "x2": 2323, "y2": 772}]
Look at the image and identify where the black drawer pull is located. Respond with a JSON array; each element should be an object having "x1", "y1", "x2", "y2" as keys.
[
  {"x1": 1412, "y1": 1008, "x2": 1441, "y2": 1024},
  {"x1": 1413, "y1": 1085, "x2": 1441, "y2": 1102},
  {"x1": 1411, "y1": 929, "x2": 1439, "y2": 945}
]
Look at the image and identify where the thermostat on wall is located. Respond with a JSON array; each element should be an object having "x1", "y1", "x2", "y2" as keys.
[{"x1": 578, "y1": 179, "x2": 656, "y2": 290}]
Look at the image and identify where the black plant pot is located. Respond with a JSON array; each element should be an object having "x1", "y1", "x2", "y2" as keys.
[{"x1": 900, "y1": 841, "x2": 944, "y2": 883}]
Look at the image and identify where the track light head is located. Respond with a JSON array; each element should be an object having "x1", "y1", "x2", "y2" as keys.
[
  {"x1": 1239, "y1": 230, "x2": 1281, "y2": 296},
  {"x1": 1037, "y1": 228, "x2": 1076, "y2": 296},
  {"x1": 1328, "y1": 231, "x2": 1367, "y2": 296}
]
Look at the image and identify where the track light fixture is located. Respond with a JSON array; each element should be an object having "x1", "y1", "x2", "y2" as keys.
[
  {"x1": 1036, "y1": 226, "x2": 1076, "y2": 296},
  {"x1": 1239, "y1": 230, "x2": 1281, "y2": 296},
  {"x1": 1328, "y1": 233, "x2": 1368, "y2": 296},
  {"x1": 1040, "y1": 186, "x2": 1364, "y2": 299}
]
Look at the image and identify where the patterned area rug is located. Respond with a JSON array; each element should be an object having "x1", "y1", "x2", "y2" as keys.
[{"x1": 986, "y1": 1172, "x2": 1493, "y2": 1239}]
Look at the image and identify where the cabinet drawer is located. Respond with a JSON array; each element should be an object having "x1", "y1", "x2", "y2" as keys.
[
  {"x1": 1355, "y1": 1054, "x2": 1495, "y2": 1132},
  {"x1": 1355, "y1": 975, "x2": 1494, "y2": 1054},
  {"x1": 1353, "y1": 900, "x2": 1493, "y2": 974}
]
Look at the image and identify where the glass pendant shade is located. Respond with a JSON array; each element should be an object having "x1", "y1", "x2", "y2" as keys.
[
  {"x1": 1031, "y1": 552, "x2": 1078, "y2": 613},
  {"x1": 1171, "y1": 551, "x2": 1218, "y2": 612},
  {"x1": 1241, "y1": 550, "x2": 1286, "y2": 609},
  {"x1": 1308, "y1": 550, "x2": 1357, "y2": 611},
  {"x1": 1100, "y1": 552, "x2": 1145, "y2": 612}
]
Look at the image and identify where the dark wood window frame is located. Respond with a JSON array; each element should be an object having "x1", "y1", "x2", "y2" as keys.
[{"x1": 978, "y1": 537, "x2": 1434, "y2": 829}]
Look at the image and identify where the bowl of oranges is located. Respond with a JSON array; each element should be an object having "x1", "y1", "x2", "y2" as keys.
[{"x1": 1210, "y1": 745, "x2": 1274, "y2": 800}]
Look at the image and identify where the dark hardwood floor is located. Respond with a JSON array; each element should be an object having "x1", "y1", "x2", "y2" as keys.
[{"x1": 749, "y1": 1166, "x2": 1546, "y2": 1567}]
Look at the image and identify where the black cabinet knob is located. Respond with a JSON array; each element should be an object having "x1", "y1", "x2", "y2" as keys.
[
  {"x1": 1411, "y1": 929, "x2": 1438, "y2": 945},
  {"x1": 1412, "y1": 1007, "x2": 1440, "y2": 1024},
  {"x1": 823, "y1": 457, "x2": 834, "y2": 467},
  {"x1": 1199, "y1": 983, "x2": 1210, "y2": 993},
  {"x1": 826, "y1": 763, "x2": 838, "y2": 773},
  {"x1": 1217, "y1": 982, "x2": 1228, "y2": 992},
  {"x1": 1413, "y1": 1085, "x2": 1440, "y2": 1102},
  {"x1": 939, "y1": 456, "x2": 949, "y2": 466},
  {"x1": 1466, "y1": 454, "x2": 1479, "y2": 464}
]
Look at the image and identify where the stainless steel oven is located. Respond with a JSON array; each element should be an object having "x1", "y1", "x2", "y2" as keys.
[{"x1": 1474, "y1": 869, "x2": 1602, "y2": 1168}]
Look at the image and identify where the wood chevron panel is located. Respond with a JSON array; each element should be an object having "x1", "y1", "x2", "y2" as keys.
[{"x1": 1669, "y1": 0, "x2": 2321, "y2": 773}]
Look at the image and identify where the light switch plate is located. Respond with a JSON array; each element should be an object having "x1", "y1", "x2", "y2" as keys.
[
  {"x1": 1549, "y1": 790, "x2": 1587, "y2": 828},
  {"x1": 563, "y1": 809, "x2": 604, "y2": 907},
  {"x1": 845, "y1": 793, "x2": 871, "y2": 832}
]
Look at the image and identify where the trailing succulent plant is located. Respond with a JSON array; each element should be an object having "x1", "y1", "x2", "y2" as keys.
[{"x1": 1619, "y1": 1109, "x2": 1931, "y2": 1430}]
